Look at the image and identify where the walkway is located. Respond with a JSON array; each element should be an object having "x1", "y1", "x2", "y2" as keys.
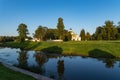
[{"x1": 0, "y1": 60, "x2": 54, "y2": 80}]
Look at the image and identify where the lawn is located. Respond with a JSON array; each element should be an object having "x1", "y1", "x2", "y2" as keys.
[
  {"x1": 0, "y1": 41, "x2": 120, "y2": 58},
  {"x1": 0, "y1": 63, "x2": 35, "y2": 80}
]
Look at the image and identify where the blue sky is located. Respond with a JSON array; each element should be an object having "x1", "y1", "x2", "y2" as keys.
[{"x1": 0, "y1": 0, "x2": 120, "y2": 36}]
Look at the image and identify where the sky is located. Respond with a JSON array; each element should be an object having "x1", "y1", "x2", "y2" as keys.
[{"x1": 0, "y1": 0, "x2": 120, "y2": 36}]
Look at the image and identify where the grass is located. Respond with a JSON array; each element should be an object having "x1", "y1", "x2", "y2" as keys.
[
  {"x1": 0, "y1": 41, "x2": 120, "y2": 58},
  {"x1": 0, "y1": 63, "x2": 35, "y2": 80}
]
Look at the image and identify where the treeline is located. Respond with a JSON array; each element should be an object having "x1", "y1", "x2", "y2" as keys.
[
  {"x1": 0, "y1": 36, "x2": 17, "y2": 42},
  {"x1": 80, "y1": 20, "x2": 120, "y2": 41},
  {"x1": 80, "y1": 29, "x2": 91, "y2": 41},
  {"x1": 1, "y1": 18, "x2": 120, "y2": 42},
  {"x1": 92, "y1": 20, "x2": 120, "y2": 40},
  {"x1": 33, "y1": 18, "x2": 71, "y2": 41},
  {"x1": 33, "y1": 26, "x2": 71, "y2": 41},
  {"x1": 17, "y1": 17, "x2": 71, "y2": 42}
]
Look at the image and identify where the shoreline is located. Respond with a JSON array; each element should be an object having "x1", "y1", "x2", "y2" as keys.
[
  {"x1": 0, "y1": 41, "x2": 120, "y2": 58},
  {"x1": 0, "y1": 59, "x2": 53, "y2": 80}
]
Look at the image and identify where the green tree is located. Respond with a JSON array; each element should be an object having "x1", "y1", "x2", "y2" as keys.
[
  {"x1": 45, "y1": 29, "x2": 59, "y2": 40},
  {"x1": 94, "y1": 20, "x2": 118, "y2": 40},
  {"x1": 80, "y1": 29, "x2": 85, "y2": 41},
  {"x1": 95, "y1": 26, "x2": 103, "y2": 40},
  {"x1": 57, "y1": 17, "x2": 65, "y2": 39},
  {"x1": 102, "y1": 28, "x2": 107, "y2": 40},
  {"x1": 111, "y1": 27, "x2": 118, "y2": 40},
  {"x1": 116, "y1": 22, "x2": 120, "y2": 39},
  {"x1": 91, "y1": 33, "x2": 96, "y2": 40},
  {"x1": 104, "y1": 20, "x2": 114, "y2": 40},
  {"x1": 34, "y1": 26, "x2": 47, "y2": 41},
  {"x1": 63, "y1": 30, "x2": 72, "y2": 41},
  {"x1": 86, "y1": 32, "x2": 91, "y2": 40},
  {"x1": 17, "y1": 23, "x2": 29, "y2": 42}
]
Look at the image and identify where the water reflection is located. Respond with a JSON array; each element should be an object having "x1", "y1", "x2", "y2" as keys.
[
  {"x1": 119, "y1": 61, "x2": 120, "y2": 68},
  {"x1": 57, "y1": 59, "x2": 65, "y2": 80},
  {"x1": 34, "y1": 51, "x2": 48, "y2": 66},
  {"x1": 17, "y1": 48, "x2": 28, "y2": 69},
  {"x1": 95, "y1": 58, "x2": 115, "y2": 68},
  {"x1": 0, "y1": 48, "x2": 119, "y2": 80},
  {"x1": 13, "y1": 48, "x2": 120, "y2": 73},
  {"x1": 33, "y1": 51, "x2": 48, "y2": 74},
  {"x1": 103, "y1": 58, "x2": 115, "y2": 68}
]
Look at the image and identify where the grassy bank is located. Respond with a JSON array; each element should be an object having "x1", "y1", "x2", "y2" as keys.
[
  {"x1": 0, "y1": 63, "x2": 35, "y2": 80},
  {"x1": 0, "y1": 41, "x2": 120, "y2": 58}
]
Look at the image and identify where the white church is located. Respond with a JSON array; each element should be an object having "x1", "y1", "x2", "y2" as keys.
[{"x1": 69, "y1": 29, "x2": 81, "y2": 41}]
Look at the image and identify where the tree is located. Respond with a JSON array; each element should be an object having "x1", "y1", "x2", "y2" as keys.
[
  {"x1": 17, "y1": 23, "x2": 29, "y2": 42},
  {"x1": 34, "y1": 26, "x2": 47, "y2": 41},
  {"x1": 91, "y1": 33, "x2": 96, "y2": 40},
  {"x1": 0, "y1": 36, "x2": 15, "y2": 42},
  {"x1": 57, "y1": 17, "x2": 65, "y2": 39},
  {"x1": 63, "y1": 30, "x2": 72, "y2": 41},
  {"x1": 111, "y1": 27, "x2": 118, "y2": 40},
  {"x1": 104, "y1": 20, "x2": 118, "y2": 40},
  {"x1": 80, "y1": 29, "x2": 85, "y2": 41},
  {"x1": 86, "y1": 32, "x2": 91, "y2": 40},
  {"x1": 95, "y1": 26, "x2": 103, "y2": 40},
  {"x1": 117, "y1": 22, "x2": 120, "y2": 33},
  {"x1": 102, "y1": 28, "x2": 107, "y2": 40},
  {"x1": 94, "y1": 20, "x2": 118, "y2": 40},
  {"x1": 45, "y1": 28, "x2": 59, "y2": 40},
  {"x1": 116, "y1": 22, "x2": 120, "y2": 39}
]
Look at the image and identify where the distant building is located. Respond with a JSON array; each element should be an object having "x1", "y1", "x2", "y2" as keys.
[
  {"x1": 69, "y1": 29, "x2": 81, "y2": 41},
  {"x1": 47, "y1": 39, "x2": 63, "y2": 42},
  {"x1": 31, "y1": 38, "x2": 41, "y2": 42}
]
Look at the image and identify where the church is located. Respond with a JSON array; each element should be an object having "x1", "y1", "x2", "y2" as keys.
[{"x1": 69, "y1": 29, "x2": 81, "y2": 41}]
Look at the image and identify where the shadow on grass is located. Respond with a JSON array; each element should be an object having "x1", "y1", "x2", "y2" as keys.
[
  {"x1": 17, "y1": 41, "x2": 41, "y2": 50},
  {"x1": 88, "y1": 49, "x2": 115, "y2": 58},
  {"x1": 4, "y1": 41, "x2": 42, "y2": 50},
  {"x1": 27, "y1": 42, "x2": 41, "y2": 50},
  {"x1": 41, "y1": 46, "x2": 63, "y2": 54}
]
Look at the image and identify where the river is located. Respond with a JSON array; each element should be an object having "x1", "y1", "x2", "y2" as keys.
[{"x1": 0, "y1": 48, "x2": 120, "y2": 80}]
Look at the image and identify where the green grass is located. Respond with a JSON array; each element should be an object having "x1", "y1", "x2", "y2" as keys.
[
  {"x1": 0, "y1": 63, "x2": 35, "y2": 80},
  {"x1": 0, "y1": 41, "x2": 120, "y2": 58}
]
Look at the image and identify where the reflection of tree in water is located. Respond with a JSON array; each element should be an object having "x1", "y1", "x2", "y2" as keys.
[
  {"x1": 34, "y1": 51, "x2": 48, "y2": 66},
  {"x1": 17, "y1": 48, "x2": 28, "y2": 69},
  {"x1": 101, "y1": 58, "x2": 115, "y2": 68},
  {"x1": 57, "y1": 59, "x2": 65, "y2": 80},
  {"x1": 34, "y1": 51, "x2": 48, "y2": 74},
  {"x1": 105, "y1": 59, "x2": 115, "y2": 68},
  {"x1": 119, "y1": 61, "x2": 120, "y2": 68}
]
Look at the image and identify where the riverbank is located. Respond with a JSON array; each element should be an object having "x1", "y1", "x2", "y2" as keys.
[
  {"x1": 0, "y1": 41, "x2": 120, "y2": 58},
  {"x1": 0, "y1": 60, "x2": 53, "y2": 80},
  {"x1": 0, "y1": 62, "x2": 35, "y2": 80}
]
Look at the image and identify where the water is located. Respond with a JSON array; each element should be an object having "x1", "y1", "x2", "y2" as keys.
[{"x1": 0, "y1": 48, "x2": 120, "y2": 80}]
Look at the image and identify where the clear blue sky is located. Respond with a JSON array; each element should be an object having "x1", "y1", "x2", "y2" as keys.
[{"x1": 0, "y1": 0, "x2": 120, "y2": 36}]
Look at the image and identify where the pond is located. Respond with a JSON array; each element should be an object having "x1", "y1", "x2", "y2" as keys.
[{"x1": 0, "y1": 48, "x2": 120, "y2": 80}]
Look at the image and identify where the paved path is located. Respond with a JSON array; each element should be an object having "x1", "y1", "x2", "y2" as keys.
[{"x1": 0, "y1": 60, "x2": 54, "y2": 80}]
